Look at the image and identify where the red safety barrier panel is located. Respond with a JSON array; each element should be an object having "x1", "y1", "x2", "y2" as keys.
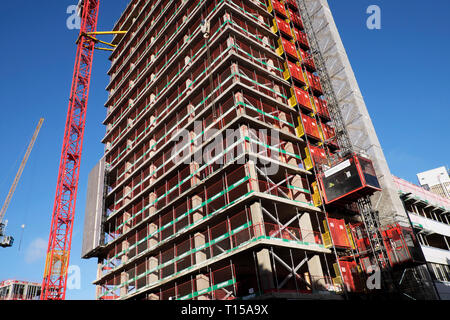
[
  {"x1": 309, "y1": 144, "x2": 327, "y2": 166},
  {"x1": 300, "y1": 49, "x2": 316, "y2": 70},
  {"x1": 307, "y1": 71, "x2": 323, "y2": 94},
  {"x1": 339, "y1": 260, "x2": 363, "y2": 292},
  {"x1": 301, "y1": 114, "x2": 321, "y2": 140},
  {"x1": 288, "y1": 61, "x2": 305, "y2": 84},
  {"x1": 271, "y1": 0, "x2": 287, "y2": 17},
  {"x1": 381, "y1": 225, "x2": 413, "y2": 266},
  {"x1": 293, "y1": 86, "x2": 312, "y2": 110},
  {"x1": 281, "y1": 37, "x2": 298, "y2": 59},
  {"x1": 321, "y1": 122, "x2": 335, "y2": 141},
  {"x1": 293, "y1": 27, "x2": 309, "y2": 48},
  {"x1": 288, "y1": 8, "x2": 303, "y2": 28},
  {"x1": 276, "y1": 16, "x2": 291, "y2": 36},
  {"x1": 328, "y1": 218, "x2": 351, "y2": 248},
  {"x1": 314, "y1": 97, "x2": 330, "y2": 119}
]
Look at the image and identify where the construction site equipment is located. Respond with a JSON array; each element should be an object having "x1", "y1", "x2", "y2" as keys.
[
  {"x1": 0, "y1": 118, "x2": 44, "y2": 248},
  {"x1": 72, "y1": 0, "x2": 434, "y2": 300},
  {"x1": 41, "y1": 0, "x2": 100, "y2": 299},
  {"x1": 318, "y1": 154, "x2": 381, "y2": 205},
  {"x1": 41, "y1": 0, "x2": 127, "y2": 300}
]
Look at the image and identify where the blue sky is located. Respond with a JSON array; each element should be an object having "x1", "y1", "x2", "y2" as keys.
[{"x1": 0, "y1": 1, "x2": 448, "y2": 300}]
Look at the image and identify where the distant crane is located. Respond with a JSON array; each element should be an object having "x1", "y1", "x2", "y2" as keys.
[{"x1": 0, "y1": 118, "x2": 44, "y2": 248}]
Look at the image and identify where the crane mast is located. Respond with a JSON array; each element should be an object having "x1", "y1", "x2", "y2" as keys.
[
  {"x1": 41, "y1": 0, "x2": 99, "y2": 300},
  {"x1": 0, "y1": 118, "x2": 44, "y2": 248}
]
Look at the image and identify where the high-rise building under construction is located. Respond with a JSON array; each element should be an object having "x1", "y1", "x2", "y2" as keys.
[{"x1": 81, "y1": 0, "x2": 437, "y2": 300}]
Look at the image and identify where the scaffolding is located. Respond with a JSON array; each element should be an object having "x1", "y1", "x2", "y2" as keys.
[{"x1": 81, "y1": 0, "x2": 434, "y2": 301}]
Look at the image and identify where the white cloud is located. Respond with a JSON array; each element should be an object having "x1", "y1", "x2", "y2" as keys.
[{"x1": 25, "y1": 238, "x2": 47, "y2": 264}]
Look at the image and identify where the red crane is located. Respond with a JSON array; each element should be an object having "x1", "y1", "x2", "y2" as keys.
[{"x1": 40, "y1": 0, "x2": 99, "y2": 300}]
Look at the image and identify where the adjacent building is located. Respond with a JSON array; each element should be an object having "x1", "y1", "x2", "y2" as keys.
[
  {"x1": 393, "y1": 176, "x2": 450, "y2": 300},
  {"x1": 417, "y1": 167, "x2": 450, "y2": 200},
  {"x1": 0, "y1": 280, "x2": 41, "y2": 300}
]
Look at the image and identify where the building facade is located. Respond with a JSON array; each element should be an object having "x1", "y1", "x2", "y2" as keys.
[
  {"x1": 394, "y1": 176, "x2": 450, "y2": 300},
  {"x1": 0, "y1": 280, "x2": 41, "y2": 300},
  {"x1": 81, "y1": 0, "x2": 433, "y2": 300},
  {"x1": 417, "y1": 167, "x2": 450, "y2": 200}
]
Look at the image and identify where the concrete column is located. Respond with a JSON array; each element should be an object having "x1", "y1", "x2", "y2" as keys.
[
  {"x1": 290, "y1": 175, "x2": 307, "y2": 203},
  {"x1": 149, "y1": 114, "x2": 157, "y2": 129},
  {"x1": 127, "y1": 115, "x2": 134, "y2": 128},
  {"x1": 276, "y1": 110, "x2": 291, "y2": 134},
  {"x1": 190, "y1": 161, "x2": 200, "y2": 187},
  {"x1": 96, "y1": 261, "x2": 103, "y2": 299},
  {"x1": 149, "y1": 138, "x2": 157, "y2": 159},
  {"x1": 186, "y1": 79, "x2": 193, "y2": 91},
  {"x1": 148, "y1": 192, "x2": 157, "y2": 217},
  {"x1": 246, "y1": 160, "x2": 260, "y2": 193},
  {"x1": 191, "y1": 130, "x2": 200, "y2": 164},
  {"x1": 194, "y1": 232, "x2": 207, "y2": 264},
  {"x1": 234, "y1": 92, "x2": 245, "y2": 116},
  {"x1": 124, "y1": 185, "x2": 132, "y2": 206},
  {"x1": 120, "y1": 271, "x2": 129, "y2": 297},
  {"x1": 299, "y1": 212, "x2": 315, "y2": 243},
  {"x1": 283, "y1": 142, "x2": 299, "y2": 166},
  {"x1": 256, "y1": 249, "x2": 275, "y2": 291},
  {"x1": 23, "y1": 284, "x2": 29, "y2": 300},
  {"x1": 148, "y1": 222, "x2": 158, "y2": 248},
  {"x1": 147, "y1": 256, "x2": 159, "y2": 285},
  {"x1": 240, "y1": 125, "x2": 253, "y2": 154},
  {"x1": 121, "y1": 238, "x2": 130, "y2": 264},
  {"x1": 147, "y1": 293, "x2": 160, "y2": 300},
  {"x1": 125, "y1": 161, "x2": 132, "y2": 180},
  {"x1": 149, "y1": 164, "x2": 158, "y2": 185},
  {"x1": 273, "y1": 84, "x2": 283, "y2": 103},
  {"x1": 187, "y1": 103, "x2": 195, "y2": 121},
  {"x1": 231, "y1": 63, "x2": 239, "y2": 83},
  {"x1": 191, "y1": 195, "x2": 204, "y2": 223},
  {"x1": 123, "y1": 212, "x2": 132, "y2": 233},
  {"x1": 249, "y1": 202, "x2": 264, "y2": 237},
  {"x1": 307, "y1": 255, "x2": 326, "y2": 291},
  {"x1": 196, "y1": 274, "x2": 210, "y2": 300},
  {"x1": 266, "y1": 58, "x2": 275, "y2": 75}
]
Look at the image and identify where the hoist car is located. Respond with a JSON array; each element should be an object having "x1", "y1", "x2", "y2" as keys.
[{"x1": 318, "y1": 154, "x2": 381, "y2": 204}]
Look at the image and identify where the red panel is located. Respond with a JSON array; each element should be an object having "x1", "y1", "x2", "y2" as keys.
[
  {"x1": 350, "y1": 224, "x2": 371, "y2": 254},
  {"x1": 288, "y1": 8, "x2": 303, "y2": 27},
  {"x1": 293, "y1": 86, "x2": 312, "y2": 110},
  {"x1": 301, "y1": 114, "x2": 321, "y2": 140},
  {"x1": 286, "y1": 0, "x2": 299, "y2": 10},
  {"x1": 328, "y1": 218, "x2": 350, "y2": 248},
  {"x1": 276, "y1": 17, "x2": 291, "y2": 36},
  {"x1": 318, "y1": 155, "x2": 381, "y2": 205},
  {"x1": 314, "y1": 97, "x2": 330, "y2": 119},
  {"x1": 381, "y1": 225, "x2": 413, "y2": 266},
  {"x1": 321, "y1": 122, "x2": 335, "y2": 140},
  {"x1": 41, "y1": 0, "x2": 100, "y2": 300},
  {"x1": 300, "y1": 49, "x2": 315, "y2": 70},
  {"x1": 309, "y1": 144, "x2": 327, "y2": 166},
  {"x1": 281, "y1": 38, "x2": 298, "y2": 59},
  {"x1": 288, "y1": 62, "x2": 305, "y2": 84},
  {"x1": 293, "y1": 27, "x2": 309, "y2": 48},
  {"x1": 339, "y1": 260, "x2": 363, "y2": 292},
  {"x1": 271, "y1": 0, "x2": 287, "y2": 17},
  {"x1": 307, "y1": 71, "x2": 323, "y2": 94}
]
